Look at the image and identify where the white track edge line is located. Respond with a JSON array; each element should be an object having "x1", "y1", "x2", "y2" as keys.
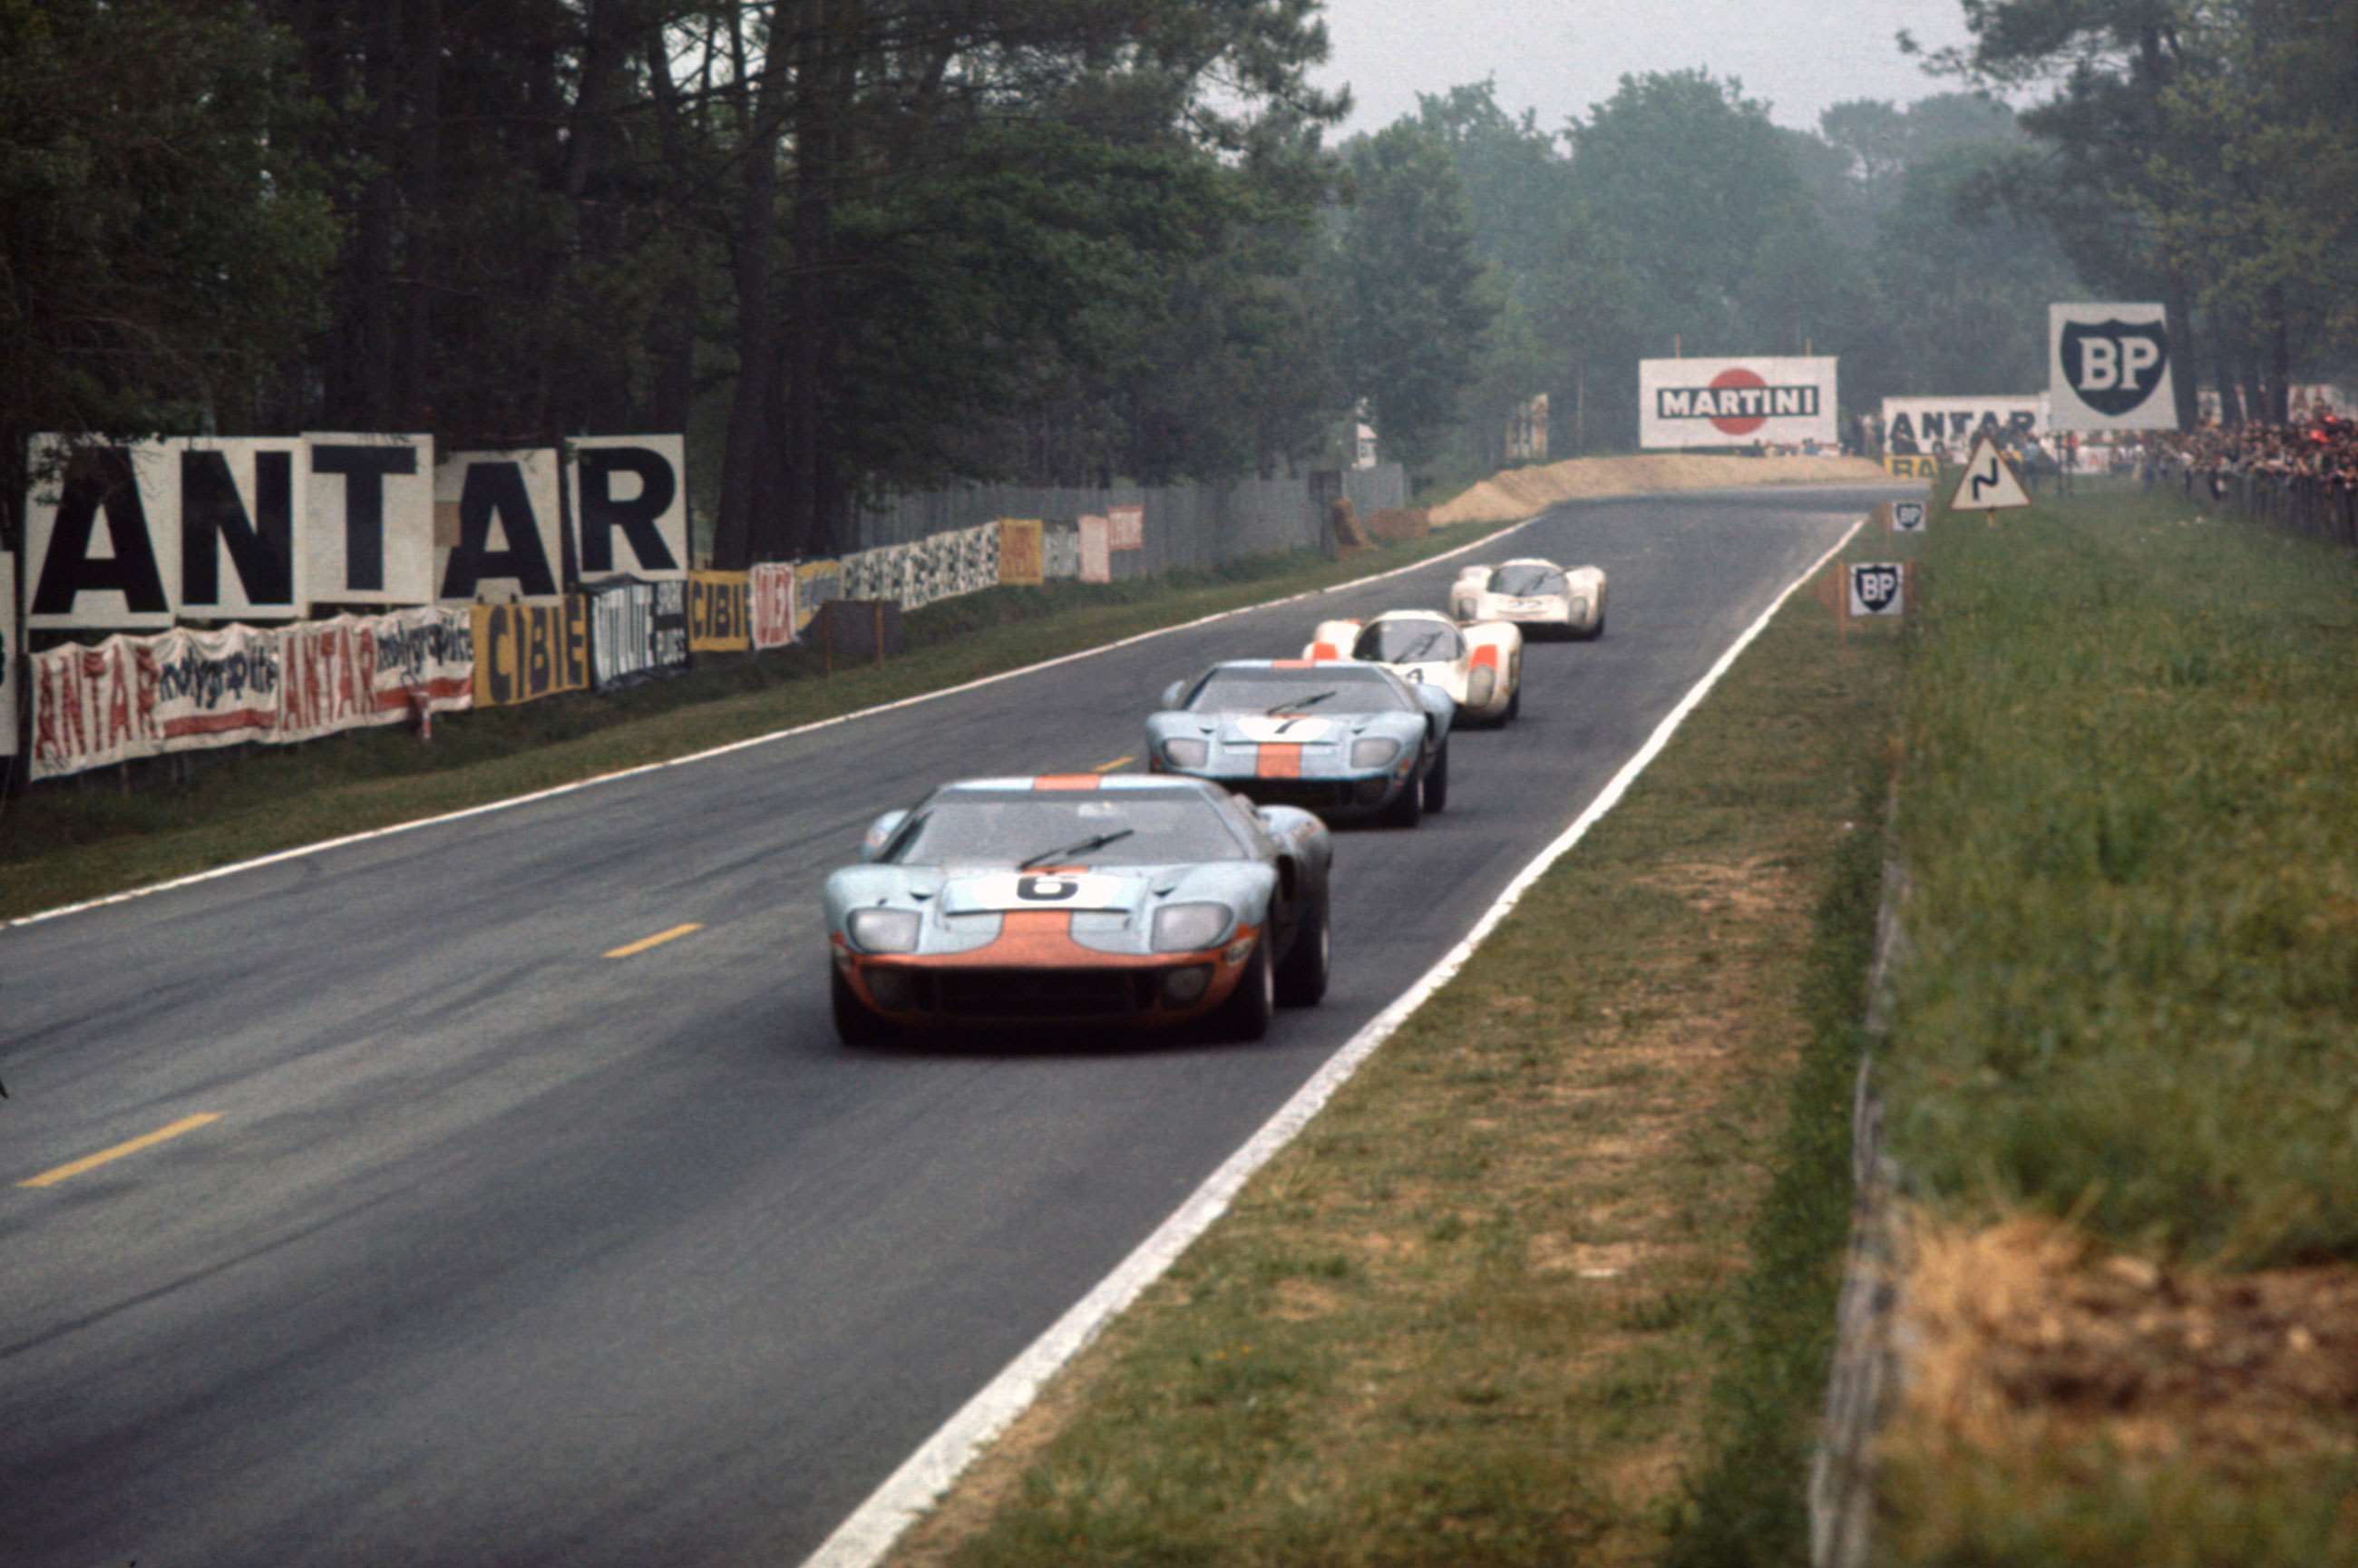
[
  {"x1": 797, "y1": 514, "x2": 1866, "y2": 1568},
  {"x1": 5, "y1": 511, "x2": 1551, "y2": 932}
]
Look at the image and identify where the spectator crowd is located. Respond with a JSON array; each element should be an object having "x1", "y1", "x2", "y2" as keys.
[{"x1": 2139, "y1": 407, "x2": 2358, "y2": 545}]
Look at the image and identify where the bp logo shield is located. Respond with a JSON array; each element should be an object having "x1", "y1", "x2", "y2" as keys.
[
  {"x1": 1848, "y1": 563, "x2": 1905, "y2": 618},
  {"x1": 2060, "y1": 319, "x2": 2169, "y2": 416}
]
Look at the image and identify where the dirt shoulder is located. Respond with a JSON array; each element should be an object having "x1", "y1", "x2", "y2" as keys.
[{"x1": 1429, "y1": 453, "x2": 1890, "y2": 527}]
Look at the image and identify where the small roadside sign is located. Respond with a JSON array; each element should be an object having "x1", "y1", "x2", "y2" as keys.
[
  {"x1": 1892, "y1": 500, "x2": 1926, "y2": 533},
  {"x1": 1848, "y1": 562, "x2": 1905, "y2": 618},
  {"x1": 1948, "y1": 434, "x2": 2030, "y2": 512}
]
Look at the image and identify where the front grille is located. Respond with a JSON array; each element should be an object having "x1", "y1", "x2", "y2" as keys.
[
  {"x1": 931, "y1": 968, "x2": 1161, "y2": 1018},
  {"x1": 1233, "y1": 777, "x2": 1364, "y2": 809}
]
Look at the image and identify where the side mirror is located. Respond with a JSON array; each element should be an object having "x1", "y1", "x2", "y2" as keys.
[
  {"x1": 859, "y1": 809, "x2": 910, "y2": 862},
  {"x1": 1160, "y1": 679, "x2": 1189, "y2": 710}
]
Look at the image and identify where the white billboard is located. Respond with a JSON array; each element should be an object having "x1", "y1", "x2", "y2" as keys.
[
  {"x1": 2051, "y1": 303, "x2": 2178, "y2": 432},
  {"x1": 433, "y1": 448, "x2": 567, "y2": 605},
  {"x1": 305, "y1": 433, "x2": 436, "y2": 607},
  {"x1": 1881, "y1": 395, "x2": 2049, "y2": 457},
  {"x1": 570, "y1": 434, "x2": 688, "y2": 584},
  {"x1": 1641, "y1": 356, "x2": 1837, "y2": 449}
]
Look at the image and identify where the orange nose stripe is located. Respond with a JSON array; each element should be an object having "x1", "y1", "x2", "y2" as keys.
[
  {"x1": 1471, "y1": 644, "x2": 1499, "y2": 672},
  {"x1": 1032, "y1": 774, "x2": 1101, "y2": 790},
  {"x1": 1257, "y1": 743, "x2": 1304, "y2": 779}
]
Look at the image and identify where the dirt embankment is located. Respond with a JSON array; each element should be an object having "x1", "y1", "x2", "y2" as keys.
[{"x1": 1429, "y1": 453, "x2": 1890, "y2": 527}]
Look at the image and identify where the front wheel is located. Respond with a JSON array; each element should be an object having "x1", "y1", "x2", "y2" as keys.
[
  {"x1": 1274, "y1": 901, "x2": 1330, "y2": 1008},
  {"x1": 1379, "y1": 767, "x2": 1425, "y2": 828},
  {"x1": 1214, "y1": 936, "x2": 1276, "y2": 1040},
  {"x1": 832, "y1": 966, "x2": 897, "y2": 1047},
  {"x1": 1422, "y1": 742, "x2": 1450, "y2": 813},
  {"x1": 1503, "y1": 682, "x2": 1522, "y2": 724}
]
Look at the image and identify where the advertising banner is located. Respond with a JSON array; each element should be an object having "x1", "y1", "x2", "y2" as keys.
[
  {"x1": 1881, "y1": 395, "x2": 2048, "y2": 456},
  {"x1": 29, "y1": 636, "x2": 159, "y2": 778},
  {"x1": 1107, "y1": 505, "x2": 1145, "y2": 551},
  {"x1": 583, "y1": 578, "x2": 689, "y2": 689},
  {"x1": 1639, "y1": 356, "x2": 1838, "y2": 449},
  {"x1": 795, "y1": 560, "x2": 843, "y2": 632},
  {"x1": 0, "y1": 548, "x2": 15, "y2": 761},
  {"x1": 472, "y1": 598, "x2": 589, "y2": 707},
  {"x1": 570, "y1": 435, "x2": 687, "y2": 584},
  {"x1": 841, "y1": 543, "x2": 906, "y2": 606},
  {"x1": 2050, "y1": 303, "x2": 2178, "y2": 432},
  {"x1": 689, "y1": 570, "x2": 751, "y2": 653},
  {"x1": 435, "y1": 448, "x2": 567, "y2": 605},
  {"x1": 175, "y1": 437, "x2": 308, "y2": 622},
  {"x1": 24, "y1": 436, "x2": 184, "y2": 631},
  {"x1": 1043, "y1": 527, "x2": 1080, "y2": 581},
  {"x1": 364, "y1": 608, "x2": 475, "y2": 717},
  {"x1": 1078, "y1": 515, "x2": 1112, "y2": 584},
  {"x1": 306, "y1": 433, "x2": 435, "y2": 607},
  {"x1": 751, "y1": 563, "x2": 798, "y2": 649},
  {"x1": 998, "y1": 519, "x2": 1044, "y2": 586},
  {"x1": 156, "y1": 624, "x2": 282, "y2": 751}
]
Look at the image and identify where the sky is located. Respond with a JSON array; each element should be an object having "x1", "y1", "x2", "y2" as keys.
[{"x1": 1310, "y1": 0, "x2": 1983, "y2": 138}]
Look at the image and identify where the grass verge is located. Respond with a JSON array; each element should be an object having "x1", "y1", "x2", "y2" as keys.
[
  {"x1": 880, "y1": 531, "x2": 1905, "y2": 1567},
  {"x1": 0, "y1": 525, "x2": 1525, "y2": 923},
  {"x1": 1875, "y1": 484, "x2": 2358, "y2": 1565}
]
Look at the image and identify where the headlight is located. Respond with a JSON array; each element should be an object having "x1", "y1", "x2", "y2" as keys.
[
  {"x1": 845, "y1": 907, "x2": 921, "y2": 954},
  {"x1": 1467, "y1": 667, "x2": 1496, "y2": 706},
  {"x1": 1152, "y1": 902, "x2": 1233, "y2": 952},
  {"x1": 1160, "y1": 737, "x2": 1209, "y2": 768},
  {"x1": 1350, "y1": 736, "x2": 1401, "y2": 767}
]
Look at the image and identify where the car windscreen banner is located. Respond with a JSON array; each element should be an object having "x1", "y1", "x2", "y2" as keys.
[
  {"x1": 1639, "y1": 356, "x2": 1837, "y2": 449},
  {"x1": 2050, "y1": 303, "x2": 2178, "y2": 432},
  {"x1": 1882, "y1": 395, "x2": 2050, "y2": 456}
]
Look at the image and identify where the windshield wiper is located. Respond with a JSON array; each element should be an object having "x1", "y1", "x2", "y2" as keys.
[
  {"x1": 1017, "y1": 828, "x2": 1135, "y2": 870},
  {"x1": 1265, "y1": 689, "x2": 1338, "y2": 735},
  {"x1": 1396, "y1": 631, "x2": 1445, "y2": 661}
]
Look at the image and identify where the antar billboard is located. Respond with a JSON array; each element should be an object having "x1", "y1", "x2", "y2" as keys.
[
  {"x1": 1881, "y1": 396, "x2": 2050, "y2": 456},
  {"x1": 1640, "y1": 357, "x2": 1837, "y2": 449},
  {"x1": 24, "y1": 433, "x2": 689, "y2": 630},
  {"x1": 2050, "y1": 304, "x2": 2178, "y2": 432}
]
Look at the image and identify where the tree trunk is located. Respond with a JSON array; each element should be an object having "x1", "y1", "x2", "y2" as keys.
[
  {"x1": 2265, "y1": 284, "x2": 2291, "y2": 423},
  {"x1": 399, "y1": 0, "x2": 440, "y2": 428},
  {"x1": 713, "y1": 17, "x2": 792, "y2": 569}
]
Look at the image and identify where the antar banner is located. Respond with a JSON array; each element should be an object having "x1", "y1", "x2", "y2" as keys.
[
  {"x1": 688, "y1": 570, "x2": 751, "y2": 652},
  {"x1": 306, "y1": 433, "x2": 436, "y2": 607},
  {"x1": 434, "y1": 448, "x2": 565, "y2": 605},
  {"x1": 571, "y1": 435, "x2": 687, "y2": 584},
  {"x1": 1640, "y1": 357, "x2": 1838, "y2": 449},
  {"x1": 27, "y1": 608, "x2": 473, "y2": 779},
  {"x1": 750, "y1": 563, "x2": 798, "y2": 649},
  {"x1": 2050, "y1": 304, "x2": 2178, "y2": 432},
  {"x1": 1882, "y1": 396, "x2": 2049, "y2": 456}
]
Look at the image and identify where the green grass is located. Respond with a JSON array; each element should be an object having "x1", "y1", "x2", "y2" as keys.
[
  {"x1": 0, "y1": 526, "x2": 1554, "y2": 923},
  {"x1": 1886, "y1": 487, "x2": 2358, "y2": 1268},
  {"x1": 884, "y1": 528, "x2": 1905, "y2": 1568}
]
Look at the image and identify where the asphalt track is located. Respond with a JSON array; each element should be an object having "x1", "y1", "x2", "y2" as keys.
[{"x1": 0, "y1": 484, "x2": 1897, "y2": 1568}]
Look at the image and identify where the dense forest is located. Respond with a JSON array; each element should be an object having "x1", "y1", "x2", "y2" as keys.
[{"x1": 5, "y1": 0, "x2": 2353, "y2": 560}]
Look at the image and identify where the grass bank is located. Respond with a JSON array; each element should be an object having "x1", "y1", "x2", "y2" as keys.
[
  {"x1": 882, "y1": 529, "x2": 1904, "y2": 1567},
  {"x1": 1878, "y1": 485, "x2": 2358, "y2": 1565},
  {"x1": 0, "y1": 527, "x2": 1521, "y2": 923}
]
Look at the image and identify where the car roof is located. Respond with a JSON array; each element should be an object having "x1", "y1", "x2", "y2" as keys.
[
  {"x1": 931, "y1": 775, "x2": 1230, "y2": 797},
  {"x1": 1203, "y1": 657, "x2": 1395, "y2": 677},
  {"x1": 1365, "y1": 608, "x2": 1456, "y2": 625},
  {"x1": 1496, "y1": 557, "x2": 1564, "y2": 570}
]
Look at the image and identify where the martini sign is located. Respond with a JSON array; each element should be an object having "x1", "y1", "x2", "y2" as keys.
[{"x1": 1640, "y1": 356, "x2": 1838, "y2": 449}]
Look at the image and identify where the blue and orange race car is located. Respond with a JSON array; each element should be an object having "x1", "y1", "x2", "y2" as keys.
[
  {"x1": 825, "y1": 774, "x2": 1332, "y2": 1044},
  {"x1": 1145, "y1": 658, "x2": 1454, "y2": 825}
]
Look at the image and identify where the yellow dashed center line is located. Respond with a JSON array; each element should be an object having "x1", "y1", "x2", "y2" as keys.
[
  {"x1": 1091, "y1": 755, "x2": 1135, "y2": 773},
  {"x1": 604, "y1": 922, "x2": 703, "y2": 959},
  {"x1": 20, "y1": 1114, "x2": 223, "y2": 1189}
]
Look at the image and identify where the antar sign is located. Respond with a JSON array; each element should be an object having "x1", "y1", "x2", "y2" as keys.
[
  {"x1": 2050, "y1": 304, "x2": 2178, "y2": 432},
  {"x1": 1639, "y1": 357, "x2": 1837, "y2": 449}
]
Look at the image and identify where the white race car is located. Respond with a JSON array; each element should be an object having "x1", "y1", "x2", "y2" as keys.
[
  {"x1": 1451, "y1": 558, "x2": 1607, "y2": 639},
  {"x1": 1303, "y1": 609, "x2": 1523, "y2": 725}
]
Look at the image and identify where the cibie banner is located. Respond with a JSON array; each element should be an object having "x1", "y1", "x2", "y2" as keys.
[
  {"x1": 2050, "y1": 303, "x2": 2178, "y2": 432},
  {"x1": 1640, "y1": 356, "x2": 1838, "y2": 449}
]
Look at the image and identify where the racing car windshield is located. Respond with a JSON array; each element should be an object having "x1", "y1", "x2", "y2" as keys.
[
  {"x1": 1491, "y1": 564, "x2": 1568, "y2": 597},
  {"x1": 1189, "y1": 666, "x2": 1411, "y2": 715},
  {"x1": 889, "y1": 791, "x2": 1246, "y2": 867},
  {"x1": 1355, "y1": 621, "x2": 1463, "y2": 663}
]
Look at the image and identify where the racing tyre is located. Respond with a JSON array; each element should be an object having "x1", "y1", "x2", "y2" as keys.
[
  {"x1": 831, "y1": 967, "x2": 898, "y2": 1047},
  {"x1": 1504, "y1": 683, "x2": 1521, "y2": 724},
  {"x1": 1274, "y1": 901, "x2": 1330, "y2": 1008},
  {"x1": 1585, "y1": 609, "x2": 1606, "y2": 640},
  {"x1": 1215, "y1": 936, "x2": 1277, "y2": 1041},
  {"x1": 1423, "y1": 742, "x2": 1450, "y2": 813}
]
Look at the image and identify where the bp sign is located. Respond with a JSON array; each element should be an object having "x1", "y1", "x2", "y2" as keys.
[
  {"x1": 1893, "y1": 501, "x2": 1926, "y2": 533},
  {"x1": 1848, "y1": 562, "x2": 1905, "y2": 618},
  {"x1": 2050, "y1": 303, "x2": 2178, "y2": 432}
]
